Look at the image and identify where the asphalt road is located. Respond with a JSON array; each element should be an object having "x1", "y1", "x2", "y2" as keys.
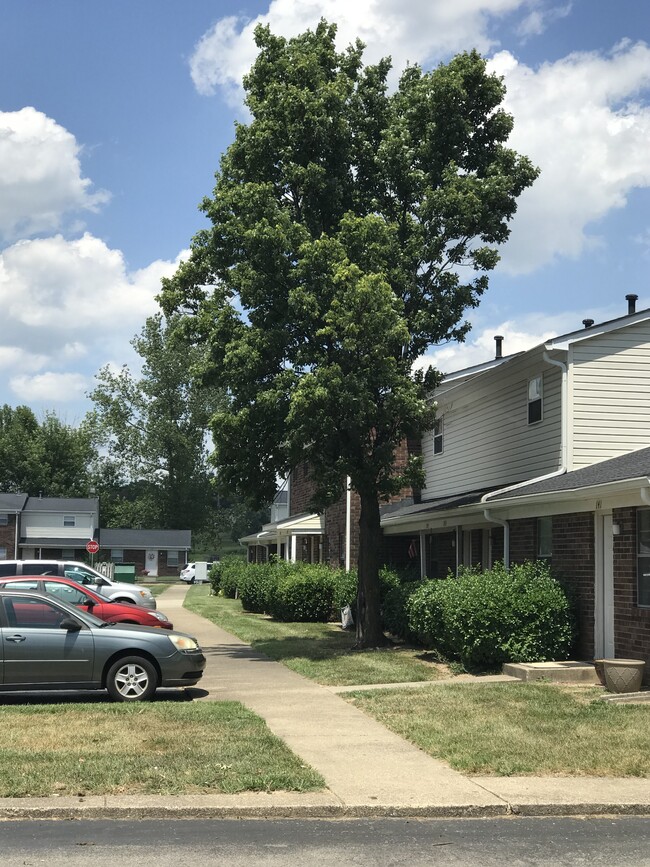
[{"x1": 3, "y1": 817, "x2": 650, "y2": 866}]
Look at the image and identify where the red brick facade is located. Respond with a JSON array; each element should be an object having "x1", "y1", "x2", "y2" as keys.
[
  {"x1": 611, "y1": 507, "x2": 650, "y2": 670},
  {"x1": 0, "y1": 516, "x2": 17, "y2": 559}
]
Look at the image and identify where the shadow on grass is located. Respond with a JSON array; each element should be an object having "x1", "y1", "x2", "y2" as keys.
[{"x1": 0, "y1": 687, "x2": 209, "y2": 706}]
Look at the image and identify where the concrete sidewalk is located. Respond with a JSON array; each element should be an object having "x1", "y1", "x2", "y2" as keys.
[{"x1": 1, "y1": 584, "x2": 647, "y2": 820}]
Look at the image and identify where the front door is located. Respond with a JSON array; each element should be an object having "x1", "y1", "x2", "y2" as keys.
[
  {"x1": 594, "y1": 513, "x2": 615, "y2": 659},
  {"x1": 145, "y1": 549, "x2": 159, "y2": 577}
]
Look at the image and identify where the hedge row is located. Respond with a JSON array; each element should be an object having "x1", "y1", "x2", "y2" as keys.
[
  {"x1": 209, "y1": 557, "x2": 575, "y2": 668},
  {"x1": 210, "y1": 557, "x2": 354, "y2": 622}
]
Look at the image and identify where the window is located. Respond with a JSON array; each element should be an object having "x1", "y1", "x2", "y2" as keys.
[
  {"x1": 167, "y1": 550, "x2": 179, "y2": 566},
  {"x1": 63, "y1": 516, "x2": 76, "y2": 528},
  {"x1": 433, "y1": 417, "x2": 444, "y2": 455},
  {"x1": 0, "y1": 547, "x2": 6, "y2": 561},
  {"x1": 0, "y1": 514, "x2": 8, "y2": 526},
  {"x1": 2, "y1": 594, "x2": 70, "y2": 629},
  {"x1": 111, "y1": 549, "x2": 124, "y2": 563},
  {"x1": 537, "y1": 517, "x2": 552, "y2": 559},
  {"x1": 61, "y1": 548, "x2": 75, "y2": 559},
  {"x1": 44, "y1": 581, "x2": 89, "y2": 606},
  {"x1": 637, "y1": 510, "x2": 650, "y2": 607},
  {"x1": 528, "y1": 376, "x2": 543, "y2": 424}
]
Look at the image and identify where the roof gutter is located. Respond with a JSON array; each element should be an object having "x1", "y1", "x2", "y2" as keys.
[{"x1": 481, "y1": 351, "x2": 569, "y2": 568}]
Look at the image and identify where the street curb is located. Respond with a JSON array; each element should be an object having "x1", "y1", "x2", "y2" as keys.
[{"x1": 0, "y1": 801, "x2": 648, "y2": 820}]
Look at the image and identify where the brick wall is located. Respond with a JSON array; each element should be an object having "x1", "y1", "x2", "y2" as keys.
[
  {"x1": 289, "y1": 463, "x2": 319, "y2": 515},
  {"x1": 612, "y1": 507, "x2": 650, "y2": 674},
  {"x1": 0, "y1": 516, "x2": 17, "y2": 558},
  {"x1": 509, "y1": 518, "x2": 538, "y2": 563}
]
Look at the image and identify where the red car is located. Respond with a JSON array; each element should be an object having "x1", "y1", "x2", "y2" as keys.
[{"x1": 0, "y1": 576, "x2": 173, "y2": 629}]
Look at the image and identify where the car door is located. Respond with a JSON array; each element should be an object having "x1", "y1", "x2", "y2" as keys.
[{"x1": 1, "y1": 594, "x2": 95, "y2": 686}]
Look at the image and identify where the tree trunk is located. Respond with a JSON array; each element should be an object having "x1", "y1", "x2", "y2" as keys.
[{"x1": 355, "y1": 488, "x2": 389, "y2": 648}]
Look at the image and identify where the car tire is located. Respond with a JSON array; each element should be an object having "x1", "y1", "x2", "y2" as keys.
[
  {"x1": 106, "y1": 656, "x2": 158, "y2": 702},
  {"x1": 114, "y1": 597, "x2": 135, "y2": 604},
  {"x1": 190, "y1": 576, "x2": 195, "y2": 584}
]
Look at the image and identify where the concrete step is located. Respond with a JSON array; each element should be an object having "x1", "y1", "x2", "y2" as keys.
[{"x1": 502, "y1": 661, "x2": 600, "y2": 684}]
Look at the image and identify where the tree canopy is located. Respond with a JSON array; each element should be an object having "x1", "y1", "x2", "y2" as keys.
[{"x1": 161, "y1": 21, "x2": 539, "y2": 645}]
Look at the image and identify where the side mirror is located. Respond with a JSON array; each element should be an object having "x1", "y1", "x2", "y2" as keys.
[
  {"x1": 59, "y1": 617, "x2": 82, "y2": 632},
  {"x1": 95, "y1": 577, "x2": 108, "y2": 586}
]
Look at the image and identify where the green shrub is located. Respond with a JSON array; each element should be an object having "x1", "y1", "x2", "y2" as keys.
[
  {"x1": 382, "y1": 580, "x2": 421, "y2": 641},
  {"x1": 407, "y1": 561, "x2": 575, "y2": 670},
  {"x1": 212, "y1": 555, "x2": 247, "y2": 598},
  {"x1": 268, "y1": 564, "x2": 337, "y2": 622},
  {"x1": 332, "y1": 568, "x2": 357, "y2": 614}
]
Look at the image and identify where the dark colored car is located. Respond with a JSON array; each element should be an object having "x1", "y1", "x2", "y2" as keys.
[
  {"x1": 0, "y1": 589, "x2": 205, "y2": 701},
  {"x1": 0, "y1": 576, "x2": 173, "y2": 629}
]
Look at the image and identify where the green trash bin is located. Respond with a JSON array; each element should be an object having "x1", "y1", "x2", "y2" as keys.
[{"x1": 113, "y1": 563, "x2": 136, "y2": 583}]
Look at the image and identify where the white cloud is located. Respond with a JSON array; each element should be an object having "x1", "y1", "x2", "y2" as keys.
[
  {"x1": 516, "y1": 1, "x2": 571, "y2": 39},
  {"x1": 190, "y1": 0, "x2": 526, "y2": 102},
  {"x1": 0, "y1": 107, "x2": 109, "y2": 242},
  {"x1": 10, "y1": 371, "x2": 89, "y2": 403},
  {"x1": 491, "y1": 41, "x2": 650, "y2": 273},
  {"x1": 0, "y1": 235, "x2": 188, "y2": 407}
]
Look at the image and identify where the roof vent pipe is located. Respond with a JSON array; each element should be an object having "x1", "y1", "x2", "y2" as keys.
[
  {"x1": 582, "y1": 319, "x2": 594, "y2": 329},
  {"x1": 494, "y1": 335, "x2": 503, "y2": 359},
  {"x1": 626, "y1": 294, "x2": 638, "y2": 315}
]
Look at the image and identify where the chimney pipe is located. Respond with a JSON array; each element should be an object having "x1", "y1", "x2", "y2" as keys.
[
  {"x1": 582, "y1": 319, "x2": 594, "y2": 329},
  {"x1": 494, "y1": 335, "x2": 503, "y2": 359},
  {"x1": 626, "y1": 294, "x2": 638, "y2": 315}
]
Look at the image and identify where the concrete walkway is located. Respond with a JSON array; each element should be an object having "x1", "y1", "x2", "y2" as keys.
[{"x1": 0, "y1": 584, "x2": 647, "y2": 820}]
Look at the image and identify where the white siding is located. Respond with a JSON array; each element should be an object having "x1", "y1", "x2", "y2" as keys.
[
  {"x1": 21, "y1": 511, "x2": 95, "y2": 540},
  {"x1": 570, "y1": 321, "x2": 650, "y2": 468},
  {"x1": 422, "y1": 350, "x2": 562, "y2": 499}
]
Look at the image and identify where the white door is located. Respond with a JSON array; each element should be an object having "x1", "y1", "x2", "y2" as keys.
[
  {"x1": 145, "y1": 549, "x2": 159, "y2": 577},
  {"x1": 594, "y1": 513, "x2": 615, "y2": 659}
]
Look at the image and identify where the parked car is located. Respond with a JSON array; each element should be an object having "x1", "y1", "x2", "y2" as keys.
[
  {"x1": 0, "y1": 589, "x2": 205, "y2": 701},
  {"x1": 180, "y1": 562, "x2": 210, "y2": 584},
  {"x1": 0, "y1": 560, "x2": 157, "y2": 609},
  {"x1": 0, "y1": 576, "x2": 173, "y2": 629}
]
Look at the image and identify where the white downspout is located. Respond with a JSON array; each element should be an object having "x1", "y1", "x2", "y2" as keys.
[
  {"x1": 481, "y1": 351, "x2": 569, "y2": 570},
  {"x1": 345, "y1": 476, "x2": 351, "y2": 572}
]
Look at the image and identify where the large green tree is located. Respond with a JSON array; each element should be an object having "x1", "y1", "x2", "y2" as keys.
[
  {"x1": 161, "y1": 22, "x2": 538, "y2": 646},
  {"x1": 87, "y1": 313, "x2": 221, "y2": 532},
  {"x1": 0, "y1": 405, "x2": 95, "y2": 497}
]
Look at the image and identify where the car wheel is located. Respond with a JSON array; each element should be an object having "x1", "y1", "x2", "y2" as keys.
[
  {"x1": 190, "y1": 576, "x2": 195, "y2": 584},
  {"x1": 114, "y1": 597, "x2": 135, "y2": 604},
  {"x1": 106, "y1": 656, "x2": 158, "y2": 702}
]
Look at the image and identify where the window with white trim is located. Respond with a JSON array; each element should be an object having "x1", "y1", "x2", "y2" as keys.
[
  {"x1": 63, "y1": 515, "x2": 76, "y2": 528},
  {"x1": 167, "y1": 550, "x2": 179, "y2": 566},
  {"x1": 433, "y1": 417, "x2": 443, "y2": 455},
  {"x1": 637, "y1": 510, "x2": 650, "y2": 607},
  {"x1": 528, "y1": 376, "x2": 543, "y2": 424},
  {"x1": 111, "y1": 549, "x2": 124, "y2": 563},
  {"x1": 0, "y1": 514, "x2": 8, "y2": 526}
]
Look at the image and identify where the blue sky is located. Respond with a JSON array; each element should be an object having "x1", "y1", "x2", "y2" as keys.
[{"x1": 0, "y1": 0, "x2": 649, "y2": 419}]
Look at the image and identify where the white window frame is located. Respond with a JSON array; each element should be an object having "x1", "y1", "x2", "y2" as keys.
[
  {"x1": 111, "y1": 549, "x2": 124, "y2": 563},
  {"x1": 63, "y1": 515, "x2": 76, "y2": 528},
  {"x1": 167, "y1": 550, "x2": 180, "y2": 566},
  {"x1": 433, "y1": 417, "x2": 444, "y2": 455},
  {"x1": 528, "y1": 376, "x2": 543, "y2": 425}
]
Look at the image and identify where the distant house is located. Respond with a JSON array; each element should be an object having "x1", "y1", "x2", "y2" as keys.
[
  {"x1": 19, "y1": 496, "x2": 99, "y2": 560},
  {"x1": 98, "y1": 528, "x2": 192, "y2": 577},
  {"x1": 0, "y1": 494, "x2": 29, "y2": 560}
]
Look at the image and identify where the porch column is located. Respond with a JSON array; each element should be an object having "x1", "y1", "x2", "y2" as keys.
[
  {"x1": 290, "y1": 534, "x2": 297, "y2": 563},
  {"x1": 419, "y1": 530, "x2": 426, "y2": 579}
]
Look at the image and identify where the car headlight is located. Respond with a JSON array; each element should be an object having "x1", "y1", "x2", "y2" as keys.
[
  {"x1": 138, "y1": 589, "x2": 152, "y2": 598},
  {"x1": 168, "y1": 634, "x2": 199, "y2": 652},
  {"x1": 151, "y1": 610, "x2": 169, "y2": 622}
]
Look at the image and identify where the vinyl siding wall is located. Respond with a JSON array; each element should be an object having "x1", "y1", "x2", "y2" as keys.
[
  {"x1": 570, "y1": 321, "x2": 650, "y2": 468},
  {"x1": 422, "y1": 351, "x2": 562, "y2": 499}
]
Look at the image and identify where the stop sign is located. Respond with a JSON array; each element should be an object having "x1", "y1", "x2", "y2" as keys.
[{"x1": 86, "y1": 539, "x2": 100, "y2": 555}]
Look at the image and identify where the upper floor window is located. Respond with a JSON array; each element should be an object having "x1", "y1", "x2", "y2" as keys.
[
  {"x1": 0, "y1": 514, "x2": 8, "y2": 526},
  {"x1": 528, "y1": 376, "x2": 543, "y2": 424},
  {"x1": 433, "y1": 417, "x2": 444, "y2": 455},
  {"x1": 63, "y1": 515, "x2": 76, "y2": 528},
  {"x1": 637, "y1": 510, "x2": 650, "y2": 607}
]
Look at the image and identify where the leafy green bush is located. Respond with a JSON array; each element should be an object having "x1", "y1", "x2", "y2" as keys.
[
  {"x1": 407, "y1": 561, "x2": 575, "y2": 670},
  {"x1": 211, "y1": 555, "x2": 248, "y2": 598},
  {"x1": 382, "y1": 580, "x2": 421, "y2": 641},
  {"x1": 238, "y1": 560, "x2": 293, "y2": 614},
  {"x1": 332, "y1": 568, "x2": 357, "y2": 614},
  {"x1": 268, "y1": 564, "x2": 337, "y2": 622}
]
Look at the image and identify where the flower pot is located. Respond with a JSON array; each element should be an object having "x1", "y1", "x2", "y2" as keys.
[{"x1": 602, "y1": 658, "x2": 646, "y2": 694}]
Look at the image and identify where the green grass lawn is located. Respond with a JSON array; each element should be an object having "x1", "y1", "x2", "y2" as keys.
[
  {"x1": 347, "y1": 682, "x2": 650, "y2": 777},
  {"x1": 184, "y1": 586, "x2": 449, "y2": 686},
  {"x1": 0, "y1": 700, "x2": 324, "y2": 797}
]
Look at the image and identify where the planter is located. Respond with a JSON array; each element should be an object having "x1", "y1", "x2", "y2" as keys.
[
  {"x1": 602, "y1": 658, "x2": 646, "y2": 694},
  {"x1": 593, "y1": 659, "x2": 606, "y2": 686}
]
